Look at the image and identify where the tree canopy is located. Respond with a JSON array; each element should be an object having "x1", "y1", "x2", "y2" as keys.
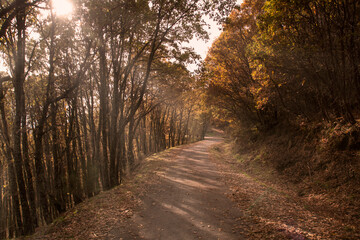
[{"x1": 204, "y1": 0, "x2": 360, "y2": 130}]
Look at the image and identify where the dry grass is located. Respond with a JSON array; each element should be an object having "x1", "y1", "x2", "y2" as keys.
[{"x1": 210, "y1": 136, "x2": 360, "y2": 239}]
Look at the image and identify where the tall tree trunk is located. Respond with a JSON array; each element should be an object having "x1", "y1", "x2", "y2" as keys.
[
  {"x1": 177, "y1": 110, "x2": 183, "y2": 146},
  {"x1": 65, "y1": 100, "x2": 77, "y2": 206},
  {"x1": 74, "y1": 103, "x2": 86, "y2": 203},
  {"x1": 34, "y1": 117, "x2": 51, "y2": 224},
  {"x1": 140, "y1": 117, "x2": 147, "y2": 154},
  {"x1": 80, "y1": 98, "x2": 91, "y2": 197},
  {"x1": 127, "y1": 118, "x2": 136, "y2": 169},
  {"x1": 51, "y1": 103, "x2": 66, "y2": 213},
  {"x1": 0, "y1": 164, "x2": 4, "y2": 239},
  {"x1": 21, "y1": 113, "x2": 37, "y2": 227},
  {"x1": 86, "y1": 79, "x2": 100, "y2": 196},
  {"x1": 98, "y1": 33, "x2": 110, "y2": 189},
  {"x1": 12, "y1": 0, "x2": 33, "y2": 234},
  {"x1": 1, "y1": 78, "x2": 14, "y2": 238},
  {"x1": 109, "y1": 70, "x2": 120, "y2": 186}
]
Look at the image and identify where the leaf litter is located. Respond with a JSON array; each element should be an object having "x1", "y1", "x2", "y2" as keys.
[{"x1": 210, "y1": 141, "x2": 360, "y2": 240}]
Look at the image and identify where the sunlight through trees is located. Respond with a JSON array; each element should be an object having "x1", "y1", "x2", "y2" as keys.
[
  {"x1": 1, "y1": 0, "x2": 359, "y2": 238},
  {"x1": 0, "y1": 0, "x2": 236, "y2": 237}
]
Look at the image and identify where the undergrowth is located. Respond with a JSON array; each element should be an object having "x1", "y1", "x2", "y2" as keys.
[
  {"x1": 211, "y1": 122, "x2": 360, "y2": 238},
  {"x1": 225, "y1": 121, "x2": 360, "y2": 221}
]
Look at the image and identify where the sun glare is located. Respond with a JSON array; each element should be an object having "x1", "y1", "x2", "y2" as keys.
[
  {"x1": 52, "y1": 0, "x2": 74, "y2": 16},
  {"x1": 237, "y1": 0, "x2": 244, "y2": 5}
]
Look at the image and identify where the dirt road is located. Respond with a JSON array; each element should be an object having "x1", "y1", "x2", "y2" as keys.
[
  {"x1": 26, "y1": 132, "x2": 360, "y2": 239},
  {"x1": 116, "y1": 136, "x2": 244, "y2": 240},
  {"x1": 27, "y1": 135, "x2": 245, "y2": 240}
]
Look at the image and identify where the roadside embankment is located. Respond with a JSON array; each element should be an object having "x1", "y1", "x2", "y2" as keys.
[{"x1": 210, "y1": 123, "x2": 360, "y2": 239}]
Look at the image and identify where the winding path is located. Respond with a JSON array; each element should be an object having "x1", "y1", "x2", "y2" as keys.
[{"x1": 117, "y1": 136, "x2": 244, "y2": 240}]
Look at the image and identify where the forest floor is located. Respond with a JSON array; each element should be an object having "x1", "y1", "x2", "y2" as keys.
[
  {"x1": 210, "y1": 139, "x2": 360, "y2": 240},
  {"x1": 23, "y1": 130, "x2": 360, "y2": 240}
]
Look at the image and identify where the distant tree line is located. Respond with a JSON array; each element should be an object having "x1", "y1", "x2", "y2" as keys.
[
  {"x1": 0, "y1": 0, "x2": 232, "y2": 238},
  {"x1": 204, "y1": 0, "x2": 359, "y2": 131}
]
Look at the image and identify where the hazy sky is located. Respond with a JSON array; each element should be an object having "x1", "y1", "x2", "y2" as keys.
[{"x1": 186, "y1": 0, "x2": 244, "y2": 72}]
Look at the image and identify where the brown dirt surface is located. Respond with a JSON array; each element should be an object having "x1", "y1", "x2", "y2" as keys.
[{"x1": 121, "y1": 135, "x2": 245, "y2": 240}]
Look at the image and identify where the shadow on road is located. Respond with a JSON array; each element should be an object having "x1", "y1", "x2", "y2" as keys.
[{"x1": 111, "y1": 135, "x2": 245, "y2": 240}]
